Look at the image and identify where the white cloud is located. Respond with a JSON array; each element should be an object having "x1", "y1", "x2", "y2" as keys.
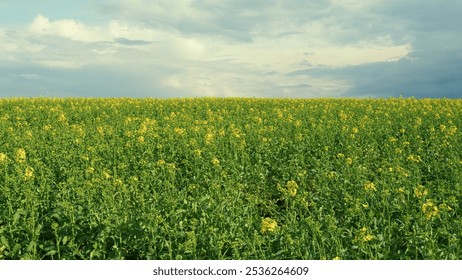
[
  {"x1": 4, "y1": 0, "x2": 460, "y2": 98},
  {"x1": 30, "y1": 15, "x2": 109, "y2": 42},
  {"x1": 108, "y1": 20, "x2": 158, "y2": 42}
]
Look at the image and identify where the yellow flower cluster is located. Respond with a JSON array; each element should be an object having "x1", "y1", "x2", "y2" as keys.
[
  {"x1": 422, "y1": 200, "x2": 439, "y2": 220},
  {"x1": 357, "y1": 227, "x2": 375, "y2": 242},
  {"x1": 24, "y1": 166, "x2": 34, "y2": 180},
  {"x1": 0, "y1": 152, "x2": 8, "y2": 163},
  {"x1": 407, "y1": 154, "x2": 422, "y2": 163},
  {"x1": 16, "y1": 148, "x2": 26, "y2": 163},
  {"x1": 364, "y1": 181, "x2": 376, "y2": 191},
  {"x1": 260, "y1": 217, "x2": 278, "y2": 233},
  {"x1": 286, "y1": 180, "x2": 298, "y2": 196},
  {"x1": 414, "y1": 185, "x2": 428, "y2": 198}
]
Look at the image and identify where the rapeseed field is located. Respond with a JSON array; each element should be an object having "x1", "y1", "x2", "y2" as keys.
[{"x1": 0, "y1": 97, "x2": 461, "y2": 259}]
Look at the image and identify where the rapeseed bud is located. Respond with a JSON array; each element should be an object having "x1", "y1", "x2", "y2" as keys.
[{"x1": 260, "y1": 217, "x2": 278, "y2": 233}]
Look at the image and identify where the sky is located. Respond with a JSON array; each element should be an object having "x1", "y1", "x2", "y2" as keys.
[{"x1": 1, "y1": 0, "x2": 461, "y2": 98}]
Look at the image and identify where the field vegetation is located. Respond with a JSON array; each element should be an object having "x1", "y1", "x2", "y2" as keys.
[{"x1": 0, "y1": 97, "x2": 461, "y2": 259}]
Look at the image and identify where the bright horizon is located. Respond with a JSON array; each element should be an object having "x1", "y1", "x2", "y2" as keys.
[{"x1": 1, "y1": 1, "x2": 461, "y2": 99}]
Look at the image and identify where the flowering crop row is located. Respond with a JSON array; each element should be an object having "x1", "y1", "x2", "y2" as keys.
[{"x1": 0, "y1": 97, "x2": 461, "y2": 259}]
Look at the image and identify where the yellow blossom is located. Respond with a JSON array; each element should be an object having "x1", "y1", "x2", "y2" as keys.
[
  {"x1": 58, "y1": 113, "x2": 67, "y2": 122},
  {"x1": 211, "y1": 157, "x2": 220, "y2": 165},
  {"x1": 0, "y1": 153, "x2": 8, "y2": 163},
  {"x1": 345, "y1": 157, "x2": 353, "y2": 165},
  {"x1": 364, "y1": 181, "x2": 376, "y2": 191},
  {"x1": 26, "y1": 131, "x2": 33, "y2": 139},
  {"x1": 193, "y1": 149, "x2": 202, "y2": 157},
  {"x1": 103, "y1": 170, "x2": 112, "y2": 179},
  {"x1": 447, "y1": 126, "x2": 457, "y2": 135},
  {"x1": 414, "y1": 185, "x2": 428, "y2": 198},
  {"x1": 138, "y1": 123, "x2": 147, "y2": 134},
  {"x1": 97, "y1": 126, "x2": 104, "y2": 136},
  {"x1": 205, "y1": 132, "x2": 214, "y2": 144},
  {"x1": 113, "y1": 179, "x2": 123, "y2": 187},
  {"x1": 357, "y1": 227, "x2": 375, "y2": 242},
  {"x1": 407, "y1": 154, "x2": 422, "y2": 163},
  {"x1": 174, "y1": 127, "x2": 186, "y2": 135},
  {"x1": 363, "y1": 234, "x2": 375, "y2": 242},
  {"x1": 439, "y1": 203, "x2": 453, "y2": 212},
  {"x1": 24, "y1": 166, "x2": 34, "y2": 180},
  {"x1": 422, "y1": 200, "x2": 439, "y2": 220},
  {"x1": 286, "y1": 180, "x2": 298, "y2": 196},
  {"x1": 260, "y1": 217, "x2": 278, "y2": 233},
  {"x1": 16, "y1": 148, "x2": 26, "y2": 163}
]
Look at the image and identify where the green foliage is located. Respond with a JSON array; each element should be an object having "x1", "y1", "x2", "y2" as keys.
[{"x1": 0, "y1": 97, "x2": 461, "y2": 259}]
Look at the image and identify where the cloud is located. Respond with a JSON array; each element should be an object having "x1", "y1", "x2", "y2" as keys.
[
  {"x1": 30, "y1": 15, "x2": 109, "y2": 42},
  {"x1": 114, "y1": 37, "x2": 154, "y2": 46},
  {"x1": 1, "y1": 1, "x2": 461, "y2": 98}
]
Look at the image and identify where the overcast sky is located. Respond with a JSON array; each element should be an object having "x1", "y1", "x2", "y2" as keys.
[{"x1": 1, "y1": 0, "x2": 461, "y2": 98}]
